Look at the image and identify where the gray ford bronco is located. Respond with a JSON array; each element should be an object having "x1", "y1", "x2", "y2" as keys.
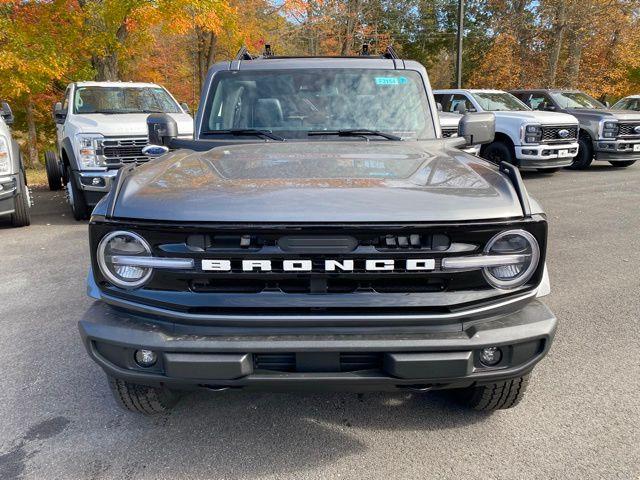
[
  {"x1": 510, "y1": 89, "x2": 640, "y2": 169},
  {"x1": 79, "y1": 47, "x2": 557, "y2": 414}
]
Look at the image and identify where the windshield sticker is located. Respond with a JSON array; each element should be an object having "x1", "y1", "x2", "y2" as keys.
[{"x1": 375, "y1": 77, "x2": 408, "y2": 86}]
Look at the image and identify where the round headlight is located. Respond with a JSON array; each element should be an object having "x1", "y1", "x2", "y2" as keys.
[
  {"x1": 483, "y1": 229, "x2": 540, "y2": 289},
  {"x1": 97, "y1": 231, "x2": 152, "y2": 289}
]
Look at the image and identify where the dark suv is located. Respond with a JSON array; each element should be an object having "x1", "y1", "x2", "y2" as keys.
[
  {"x1": 79, "y1": 48, "x2": 557, "y2": 414},
  {"x1": 510, "y1": 89, "x2": 640, "y2": 169}
]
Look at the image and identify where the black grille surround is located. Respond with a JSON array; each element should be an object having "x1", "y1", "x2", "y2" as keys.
[
  {"x1": 618, "y1": 122, "x2": 640, "y2": 138},
  {"x1": 89, "y1": 218, "x2": 548, "y2": 321},
  {"x1": 540, "y1": 125, "x2": 578, "y2": 143},
  {"x1": 100, "y1": 138, "x2": 149, "y2": 166}
]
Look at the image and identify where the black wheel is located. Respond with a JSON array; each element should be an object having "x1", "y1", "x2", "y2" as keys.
[
  {"x1": 66, "y1": 167, "x2": 89, "y2": 220},
  {"x1": 108, "y1": 376, "x2": 180, "y2": 414},
  {"x1": 11, "y1": 171, "x2": 31, "y2": 227},
  {"x1": 482, "y1": 141, "x2": 514, "y2": 165},
  {"x1": 45, "y1": 151, "x2": 63, "y2": 190},
  {"x1": 537, "y1": 168, "x2": 560, "y2": 173},
  {"x1": 450, "y1": 375, "x2": 530, "y2": 411},
  {"x1": 608, "y1": 160, "x2": 636, "y2": 168},
  {"x1": 567, "y1": 134, "x2": 593, "y2": 169}
]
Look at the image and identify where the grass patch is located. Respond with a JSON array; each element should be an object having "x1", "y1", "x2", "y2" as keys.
[{"x1": 26, "y1": 168, "x2": 49, "y2": 187}]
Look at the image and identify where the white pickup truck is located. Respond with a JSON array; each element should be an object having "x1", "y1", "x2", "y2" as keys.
[
  {"x1": 45, "y1": 81, "x2": 193, "y2": 219},
  {"x1": 434, "y1": 89, "x2": 579, "y2": 172}
]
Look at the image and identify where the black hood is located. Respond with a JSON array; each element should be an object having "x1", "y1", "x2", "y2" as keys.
[{"x1": 109, "y1": 141, "x2": 523, "y2": 223}]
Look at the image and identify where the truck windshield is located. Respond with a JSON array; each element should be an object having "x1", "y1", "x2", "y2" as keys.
[
  {"x1": 201, "y1": 69, "x2": 435, "y2": 140},
  {"x1": 550, "y1": 92, "x2": 605, "y2": 109},
  {"x1": 73, "y1": 86, "x2": 181, "y2": 114},
  {"x1": 611, "y1": 97, "x2": 640, "y2": 111},
  {"x1": 471, "y1": 92, "x2": 530, "y2": 112}
]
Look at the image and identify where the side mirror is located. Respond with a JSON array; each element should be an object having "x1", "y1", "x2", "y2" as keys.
[
  {"x1": 147, "y1": 113, "x2": 178, "y2": 146},
  {"x1": 180, "y1": 102, "x2": 191, "y2": 114},
  {"x1": 53, "y1": 101, "x2": 66, "y2": 124},
  {"x1": 436, "y1": 102, "x2": 443, "y2": 112},
  {"x1": 1, "y1": 102, "x2": 14, "y2": 125},
  {"x1": 458, "y1": 112, "x2": 495, "y2": 145},
  {"x1": 544, "y1": 104, "x2": 556, "y2": 111},
  {"x1": 454, "y1": 102, "x2": 467, "y2": 114},
  {"x1": 604, "y1": 101, "x2": 610, "y2": 108}
]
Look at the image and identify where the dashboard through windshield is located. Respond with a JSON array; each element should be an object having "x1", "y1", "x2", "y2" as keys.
[
  {"x1": 201, "y1": 69, "x2": 435, "y2": 140},
  {"x1": 471, "y1": 92, "x2": 530, "y2": 112}
]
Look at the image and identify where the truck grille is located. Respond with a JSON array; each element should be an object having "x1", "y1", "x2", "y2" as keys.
[
  {"x1": 540, "y1": 125, "x2": 578, "y2": 143},
  {"x1": 254, "y1": 352, "x2": 382, "y2": 372},
  {"x1": 441, "y1": 128, "x2": 458, "y2": 138},
  {"x1": 101, "y1": 138, "x2": 148, "y2": 166},
  {"x1": 618, "y1": 123, "x2": 640, "y2": 137}
]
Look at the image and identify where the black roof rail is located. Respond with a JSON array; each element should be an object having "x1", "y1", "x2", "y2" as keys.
[
  {"x1": 499, "y1": 161, "x2": 531, "y2": 216},
  {"x1": 382, "y1": 45, "x2": 399, "y2": 59},
  {"x1": 263, "y1": 44, "x2": 273, "y2": 57},
  {"x1": 234, "y1": 46, "x2": 253, "y2": 61},
  {"x1": 360, "y1": 44, "x2": 370, "y2": 56}
]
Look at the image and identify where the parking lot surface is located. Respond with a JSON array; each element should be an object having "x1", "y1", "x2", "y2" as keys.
[{"x1": 1, "y1": 166, "x2": 639, "y2": 480}]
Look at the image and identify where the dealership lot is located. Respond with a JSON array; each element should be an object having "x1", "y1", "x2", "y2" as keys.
[{"x1": 1, "y1": 166, "x2": 639, "y2": 480}]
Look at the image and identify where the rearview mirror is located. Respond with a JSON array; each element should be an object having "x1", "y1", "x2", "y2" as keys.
[
  {"x1": 1, "y1": 102, "x2": 14, "y2": 125},
  {"x1": 458, "y1": 112, "x2": 495, "y2": 145},
  {"x1": 53, "y1": 101, "x2": 66, "y2": 124},
  {"x1": 147, "y1": 113, "x2": 178, "y2": 146}
]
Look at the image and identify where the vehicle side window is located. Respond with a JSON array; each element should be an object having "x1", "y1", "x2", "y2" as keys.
[
  {"x1": 522, "y1": 93, "x2": 552, "y2": 111},
  {"x1": 449, "y1": 94, "x2": 475, "y2": 113},
  {"x1": 433, "y1": 94, "x2": 450, "y2": 111}
]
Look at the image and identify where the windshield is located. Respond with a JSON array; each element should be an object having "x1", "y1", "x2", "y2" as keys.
[
  {"x1": 471, "y1": 92, "x2": 529, "y2": 111},
  {"x1": 550, "y1": 92, "x2": 605, "y2": 109},
  {"x1": 201, "y1": 69, "x2": 435, "y2": 140},
  {"x1": 611, "y1": 97, "x2": 640, "y2": 111},
  {"x1": 73, "y1": 86, "x2": 181, "y2": 114}
]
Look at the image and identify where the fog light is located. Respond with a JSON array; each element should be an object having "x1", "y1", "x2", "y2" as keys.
[
  {"x1": 480, "y1": 347, "x2": 502, "y2": 366},
  {"x1": 134, "y1": 349, "x2": 157, "y2": 367},
  {"x1": 91, "y1": 177, "x2": 103, "y2": 186}
]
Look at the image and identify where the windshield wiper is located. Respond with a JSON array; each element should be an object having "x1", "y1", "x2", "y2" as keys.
[
  {"x1": 308, "y1": 129, "x2": 402, "y2": 141},
  {"x1": 205, "y1": 129, "x2": 284, "y2": 141}
]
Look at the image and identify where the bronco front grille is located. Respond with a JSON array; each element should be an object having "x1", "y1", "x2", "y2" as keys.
[
  {"x1": 618, "y1": 123, "x2": 640, "y2": 137},
  {"x1": 100, "y1": 138, "x2": 148, "y2": 166},
  {"x1": 540, "y1": 125, "x2": 578, "y2": 143},
  {"x1": 254, "y1": 352, "x2": 382, "y2": 372}
]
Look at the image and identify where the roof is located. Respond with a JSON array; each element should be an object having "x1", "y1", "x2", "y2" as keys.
[
  {"x1": 434, "y1": 89, "x2": 507, "y2": 94},
  {"x1": 509, "y1": 88, "x2": 583, "y2": 93},
  {"x1": 230, "y1": 56, "x2": 411, "y2": 71},
  {"x1": 73, "y1": 81, "x2": 163, "y2": 88}
]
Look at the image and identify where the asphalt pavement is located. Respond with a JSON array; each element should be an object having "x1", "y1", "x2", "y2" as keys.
[{"x1": 1, "y1": 165, "x2": 639, "y2": 479}]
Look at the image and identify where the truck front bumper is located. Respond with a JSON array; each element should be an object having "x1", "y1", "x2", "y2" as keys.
[
  {"x1": 594, "y1": 139, "x2": 640, "y2": 162},
  {"x1": 79, "y1": 299, "x2": 557, "y2": 392},
  {"x1": 515, "y1": 142, "x2": 579, "y2": 169},
  {"x1": 0, "y1": 174, "x2": 20, "y2": 216},
  {"x1": 72, "y1": 170, "x2": 118, "y2": 206}
]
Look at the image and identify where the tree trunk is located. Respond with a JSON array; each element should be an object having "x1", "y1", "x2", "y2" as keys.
[
  {"x1": 547, "y1": 1, "x2": 567, "y2": 87},
  {"x1": 25, "y1": 98, "x2": 38, "y2": 168},
  {"x1": 513, "y1": 0, "x2": 530, "y2": 86},
  {"x1": 565, "y1": 31, "x2": 583, "y2": 87},
  {"x1": 92, "y1": 52, "x2": 119, "y2": 81}
]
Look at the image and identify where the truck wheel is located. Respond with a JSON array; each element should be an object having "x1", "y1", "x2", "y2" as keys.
[
  {"x1": 45, "y1": 151, "x2": 63, "y2": 191},
  {"x1": 482, "y1": 141, "x2": 514, "y2": 165},
  {"x1": 567, "y1": 135, "x2": 593, "y2": 170},
  {"x1": 608, "y1": 160, "x2": 636, "y2": 168},
  {"x1": 537, "y1": 168, "x2": 560, "y2": 174},
  {"x1": 451, "y1": 375, "x2": 529, "y2": 411},
  {"x1": 108, "y1": 376, "x2": 180, "y2": 415},
  {"x1": 11, "y1": 172, "x2": 31, "y2": 227},
  {"x1": 66, "y1": 168, "x2": 89, "y2": 220}
]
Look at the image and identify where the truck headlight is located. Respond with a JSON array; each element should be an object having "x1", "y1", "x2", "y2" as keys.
[
  {"x1": 75, "y1": 134, "x2": 105, "y2": 169},
  {"x1": 523, "y1": 124, "x2": 542, "y2": 144},
  {"x1": 600, "y1": 120, "x2": 618, "y2": 139},
  {"x1": 97, "y1": 231, "x2": 153, "y2": 289},
  {"x1": 0, "y1": 136, "x2": 10, "y2": 175},
  {"x1": 483, "y1": 229, "x2": 540, "y2": 289}
]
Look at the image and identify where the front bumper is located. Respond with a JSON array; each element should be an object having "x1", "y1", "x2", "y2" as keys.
[
  {"x1": 515, "y1": 142, "x2": 578, "y2": 169},
  {"x1": 594, "y1": 139, "x2": 640, "y2": 161},
  {"x1": 79, "y1": 299, "x2": 557, "y2": 392},
  {"x1": 0, "y1": 174, "x2": 19, "y2": 216},
  {"x1": 72, "y1": 170, "x2": 118, "y2": 207}
]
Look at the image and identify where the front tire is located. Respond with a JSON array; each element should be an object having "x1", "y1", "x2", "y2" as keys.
[
  {"x1": 567, "y1": 134, "x2": 593, "y2": 170},
  {"x1": 450, "y1": 375, "x2": 530, "y2": 411},
  {"x1": 482, "y1": 141, "x2": 514, "y2": 165},
  {"x1": 608, "y1": 160, "x2": 636, "y2": 168},
  {"x1": 45, "y1": 151, "x2": 63, "y2": 191},
  {"x1": 11, "y1": 172, "x2": 31, "y2": 227},
  {"x1": 66, "y1": 167, "x2": 89, "y2": 220},
  {"x1": 108, "y1": 376, "x2": 180, "y2": 415}
]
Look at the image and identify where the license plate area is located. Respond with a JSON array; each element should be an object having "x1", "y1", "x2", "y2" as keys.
[
  {"x1": 633, "y1": 144, "x2": 640, "y2": 152},
  {"x1": 558, "y1": 149, "x2": 569, "y2": 157}
]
